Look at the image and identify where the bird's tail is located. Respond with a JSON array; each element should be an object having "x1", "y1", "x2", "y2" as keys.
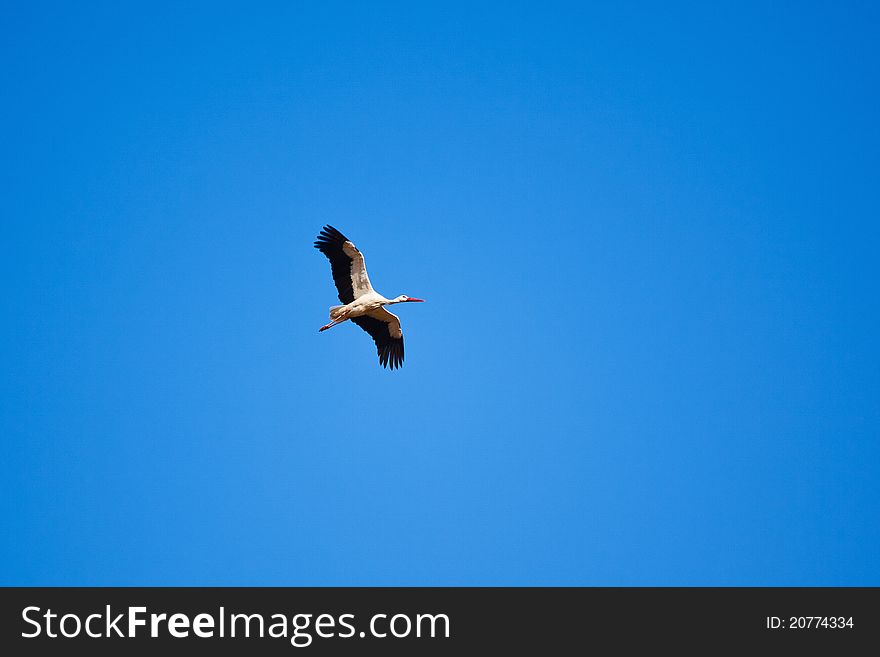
[{"x1": 329, "y1": 305, "x2": 347, "y2": 320}]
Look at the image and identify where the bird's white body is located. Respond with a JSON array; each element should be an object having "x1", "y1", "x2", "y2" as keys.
[
  {"x1": 314, "y1": 226, "x2": 423, "y2": 368},
  {"x1": 329, "y1": 292, "x2": 408, "y2": 339}
]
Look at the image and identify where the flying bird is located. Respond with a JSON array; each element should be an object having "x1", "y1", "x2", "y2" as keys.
[{"x1": 314, "y1": 225, "x2": 424, "y2": 369}]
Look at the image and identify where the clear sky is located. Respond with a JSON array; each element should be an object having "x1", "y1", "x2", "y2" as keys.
[{"x1": 2, "y1": 2, "x2": 878, "y2": 585}]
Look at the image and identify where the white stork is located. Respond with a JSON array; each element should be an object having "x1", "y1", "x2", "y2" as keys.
[{"x1": 314, "y1": 225, "x2": 424, "y2": 369}]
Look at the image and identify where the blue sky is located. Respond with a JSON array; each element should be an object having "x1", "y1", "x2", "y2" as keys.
[{"x1": 2, "y1": 2, "x2": 878, "y2": 585}]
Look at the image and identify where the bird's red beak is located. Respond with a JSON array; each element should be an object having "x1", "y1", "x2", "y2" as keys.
[{"x1": 406, "y1": 297, "x2": 425, "y2": 302}]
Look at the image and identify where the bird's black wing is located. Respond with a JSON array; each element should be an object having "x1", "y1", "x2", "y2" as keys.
[
  {"x1": 351, "y1": 314, "x2": 405, "y2": 370},
  {"x1": 313, "y1": 225, "x2": 360, "y2": 304}
]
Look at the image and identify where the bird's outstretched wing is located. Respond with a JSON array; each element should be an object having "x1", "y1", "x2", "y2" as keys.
[
  {"x1": 313, "y1": 225, "x2": 374, "y2": 304},
  {"x1": 352, "y1": 307, "x2": 404, "y2": 370}
]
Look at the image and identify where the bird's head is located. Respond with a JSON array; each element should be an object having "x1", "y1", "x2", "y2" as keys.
[{"x1": 394, "y1": 295, "x2": 425, "y2": 303}]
